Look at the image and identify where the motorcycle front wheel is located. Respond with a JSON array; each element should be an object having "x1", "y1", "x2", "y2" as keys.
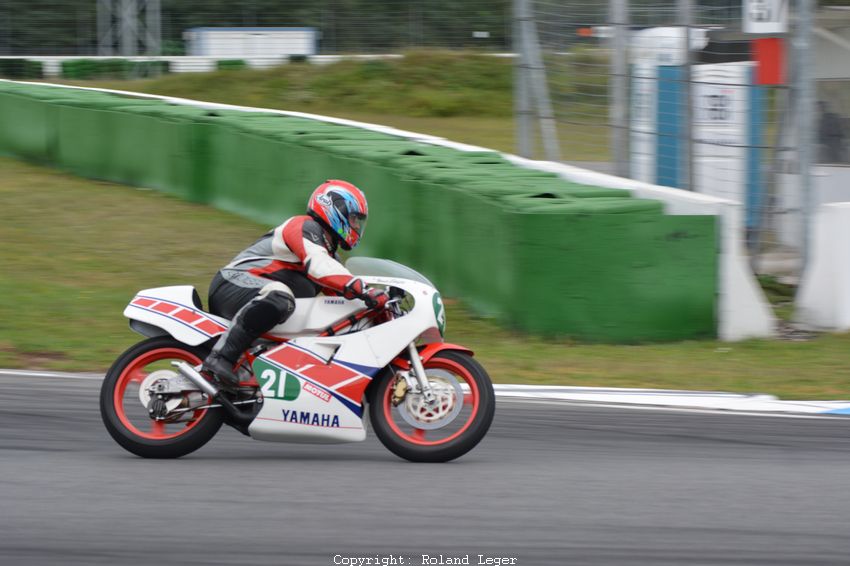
[
  {"x1": 369, "y1": 350, "x2": 495, "y2": 463},
  {"x1": 100, "y1": 336, "x2": 223, "y2": 459}
]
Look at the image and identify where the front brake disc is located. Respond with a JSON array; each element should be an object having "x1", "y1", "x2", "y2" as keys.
[{"x1": 397, "y1": 369, "x2": 464, "y2": 430}]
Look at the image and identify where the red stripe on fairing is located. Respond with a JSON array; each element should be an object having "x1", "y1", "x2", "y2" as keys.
[
  {"x1": 173, "y1": 309, "x2": 202, "y2": 324},
  {"x1": 334, "y1": 378, "x2": 370, "y2": 401},
  {"x1": 152, "y1": 302, "x2": 179, "y2": 314},
  {"x1": 265, "y1": 344, "x2": 307, "y2": 368},
  {"x1": 282, "y1": 216, "x2": 308, "y2": 261},
  {"x1": 132, "y1": 296, "x2": 226, "y2": 337},
  {"x1": 196, "y1": 319, "x2": 226, "y2": 335},
  {"x1": 265, "y1": 344, "x2": 361, "y2": 388},
  {"x1": 300, "y1": 363, "x2": 359, "y2": 389}
]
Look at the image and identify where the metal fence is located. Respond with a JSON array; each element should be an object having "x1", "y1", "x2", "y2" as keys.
[
  {"x1": 3, "y1": 0, "x2": 845, "y2": 281},
  {"x1": 516, "y1": 0, "x2": 846, "y2": 280},
  {"x1": 0, "y1": 0, "x2": 511, "y2": 56}
]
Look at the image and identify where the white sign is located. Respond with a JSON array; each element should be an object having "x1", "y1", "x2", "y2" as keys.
[
  {"x1": 692, "y1": 63, "x2": 752, "y2": 202},
  {"x1": 630, "y1": 63, "x2": 657, "y2": 183},
  {"x1": 743, "y1": 0, "x2": 788, "y2": 34},
  {"x1": 693, "y1": 64, "x2": 749, "y2": 150}
]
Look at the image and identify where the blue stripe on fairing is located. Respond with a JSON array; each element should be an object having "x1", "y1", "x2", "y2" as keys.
[
  {"x1": 284, "y1": 341, "x2": 378, "y2": 378},
  {"x1": 656, "y1": 65, "x2": 682, "y2": 188},
  {"x1": 335, "y1": 359, "x2": 381, "y2": 378}
]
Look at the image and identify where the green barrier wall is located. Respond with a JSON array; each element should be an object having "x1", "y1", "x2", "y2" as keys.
[{"x1": 0, "y1": 82, "x2": 718, "y2": 341}]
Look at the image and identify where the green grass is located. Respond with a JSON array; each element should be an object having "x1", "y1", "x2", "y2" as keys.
[
  {"x1": 758, "y1": 275, "x2": 796, "y2": 322},
  {"x1": 79, "y1": 51, "x2": 514, "y2": 118},
  {"x1": 3, "y1": 157, "x2": 850, "y2": 399},
  {"x1": 64, "y1": 51, "x2": 610, "y2": 161}
]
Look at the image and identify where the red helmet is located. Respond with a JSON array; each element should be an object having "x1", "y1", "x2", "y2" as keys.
[{"x1": 307, "y1": 180, "x2": 368, "y2": 250}]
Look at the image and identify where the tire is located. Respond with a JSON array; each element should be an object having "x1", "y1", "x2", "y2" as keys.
[
  {"x1": 100, "y1": 336, "x2": 224, "y2": 459},
  {"x1": 369, "y1": 350, "x2": 495, "y2": 463}
]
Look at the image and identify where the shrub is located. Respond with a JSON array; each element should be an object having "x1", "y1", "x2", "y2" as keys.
[
  {"x1": 216, "y1": 59, "x2": 247, "y2": 71},
  {"x1": 60, "y1": 59, "x2": 170, "y2": 80},
  {"x1": 0, "y1": 59, "x2": 44, "y2": 79}
]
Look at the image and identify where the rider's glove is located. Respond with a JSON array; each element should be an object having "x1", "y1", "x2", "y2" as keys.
[
  {"x1": 342, "y1": 278, "x2": 366, "y2": 300},
  {"x1": 342, "y1": 278, "x2": 389, "y2": 309},
  {"x1": 362, "y1": 288, "x2": 389, "y2": 309}
]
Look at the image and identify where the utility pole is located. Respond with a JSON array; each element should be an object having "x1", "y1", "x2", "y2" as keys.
[
  {"x1": 677, "y1": 0, "x2": 695, "y2": 191},
  {"x1": 515, "y1": 0, "x2": 561, "y2": 162},
  {"x1": 796, "y1": 0, "x2": 815, "y2": 270},
  {"x1": 97, "y1": 0, "x2": 161, "y2": 56},
  {"x1": 610, "y1": 0, "x2": 630, "y2": 177},
  {"x1": 513, "y1": 0, "x2": 533, "y2": 158}
]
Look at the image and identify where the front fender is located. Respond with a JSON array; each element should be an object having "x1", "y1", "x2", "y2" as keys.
[
  {"x1": 390, "y1": 343, "x2": 474, "y2": 370},
  {"x1": 364, "y1": 343, "x2": 475, "y2": 406}
]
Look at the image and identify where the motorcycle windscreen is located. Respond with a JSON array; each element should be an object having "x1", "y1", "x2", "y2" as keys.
[{"x1": 345, "y1": 257, "x2": 436, "y2": 288}]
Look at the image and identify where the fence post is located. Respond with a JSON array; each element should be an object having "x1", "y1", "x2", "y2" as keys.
[
  {"x1": 610, "y1": 0, "x2": 630, "y2": 177},
  {"x1": 119, "y1": 0, "x2": 138, "y2": 56},
  {"x1": 518, "y1": 0, "x2": 561, "y2": 162},
  {"x1": 677, "y1": 0, "x2": 694, "y2": 191},
  {"x1": 145, "y1": 0, "x2": 161, "y2": 56},
  {"x1": 97, "y1": 0, "x2": 115, "y2": 56},
  {"x1": 513, "y1": 0, "x2": 533, "y2": 158},
  {"x1": 795, "y1": 0, "x2": 815, "y2": 272}
]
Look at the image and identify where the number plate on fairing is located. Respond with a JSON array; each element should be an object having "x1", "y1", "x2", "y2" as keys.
[{"x1": 246, "y1": 343, "x2": 374, "y2": 444}]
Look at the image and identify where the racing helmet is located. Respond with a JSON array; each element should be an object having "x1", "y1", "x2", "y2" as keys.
[{"x1": 307, "y1": 180, "x2": 368, "y2": 250}]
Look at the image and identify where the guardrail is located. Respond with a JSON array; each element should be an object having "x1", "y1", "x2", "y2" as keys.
[{"x1": 0, "y1": 54, "x2": 488, "y2": 78}]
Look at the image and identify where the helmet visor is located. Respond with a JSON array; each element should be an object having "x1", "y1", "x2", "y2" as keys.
[{"x1": 349, "y1": 212, "x2": 367, "y2": 239}]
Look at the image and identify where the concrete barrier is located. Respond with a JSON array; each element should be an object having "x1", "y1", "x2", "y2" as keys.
[{"x1": 796, "y1": 202, "x2": 850, "y2": 330}]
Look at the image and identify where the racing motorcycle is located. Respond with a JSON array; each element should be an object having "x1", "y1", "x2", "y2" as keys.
[{"x1": 100, "y1": 258, "x2": 495, "y2": 462}]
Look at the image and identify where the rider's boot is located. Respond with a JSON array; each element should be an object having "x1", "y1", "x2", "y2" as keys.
[
  {"x1": 202, "y1": 323, "x2": 255, "y2": 392},
  {"x1": 202, "y1": 286, "x2": 295, "y2": 392}
]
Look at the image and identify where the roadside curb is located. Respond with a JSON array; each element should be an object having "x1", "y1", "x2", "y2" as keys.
[
  {"x1": 493, "y1": 384, "x2": 850, "y2": 415},
  {"x1": 4, "y1": 369, "x2": 849, "y2": 416}
]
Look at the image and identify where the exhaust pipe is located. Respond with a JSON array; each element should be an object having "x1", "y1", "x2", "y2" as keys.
[
  {"x1": 173, "y1": 361, "x2": 219, "y2": 397},
  {"x1": 173, "y1": 362, "x2": 255, "y2": 426}
]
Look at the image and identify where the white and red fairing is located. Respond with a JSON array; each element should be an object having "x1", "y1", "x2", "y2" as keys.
[
  {"x1": 124, "y1": 274, "x2": 457, "y2": 444},
  {"x1": 124, "y1": 285, "x2": 366, "y2": 345}
]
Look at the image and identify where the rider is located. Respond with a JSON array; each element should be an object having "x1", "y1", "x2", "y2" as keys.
[{"x1": 201, "y1": 180, "x2": 389, "y2": 389}]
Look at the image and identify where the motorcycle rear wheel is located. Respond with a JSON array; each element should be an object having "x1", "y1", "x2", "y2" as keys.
[
  {"x1": 369, "y1": 350, "x2": 495, "y2": 462},
  {"x1": 100, "y1": 336, "x2": 223, "y2": 459}
]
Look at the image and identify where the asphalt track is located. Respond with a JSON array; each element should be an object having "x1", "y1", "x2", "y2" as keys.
[{"x1": 3, "y1": 374, "x2": 850, "y2": 566}]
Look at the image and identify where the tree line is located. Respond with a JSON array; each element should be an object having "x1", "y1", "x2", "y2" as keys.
[
  {"x1": 2, "y1": 0, "x2": 840, "y2": 56},
  {"x1": 0, "y1": 0, "x2": 510, "y2": 55}
]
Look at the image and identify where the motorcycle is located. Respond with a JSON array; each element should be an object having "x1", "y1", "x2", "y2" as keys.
[{"x1": 100, "y1": 258, "x2": 495, "y2": 462}]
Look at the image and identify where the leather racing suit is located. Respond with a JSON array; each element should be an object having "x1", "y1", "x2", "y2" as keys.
[{"x1": 203, "y1": 215, "x2": 368, "y2": 386}]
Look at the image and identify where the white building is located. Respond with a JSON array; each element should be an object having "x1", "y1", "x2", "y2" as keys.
[{"x1": 184, "y1": 27, "x2": 318, "y2": 58}]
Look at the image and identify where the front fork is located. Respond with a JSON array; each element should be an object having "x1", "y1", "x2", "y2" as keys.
[{"x1": 405, "y1": 342, "x2": 437, "y2": 405}]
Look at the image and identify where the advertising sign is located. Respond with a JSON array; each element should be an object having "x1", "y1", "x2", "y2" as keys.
[{"x1": 743, "y1": 0, "x2": 788, "y2": 34}]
